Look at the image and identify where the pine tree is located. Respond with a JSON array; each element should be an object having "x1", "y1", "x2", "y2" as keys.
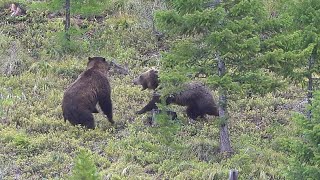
[
  {"x1": 70, "y1": 149, "x2": 101, "y2": 180},
  {"x1": 261, "y1": 0, "x2": 320, "y2": 118},
  {"x1": 283, "y1": 91, "x2": 320, "y2": 178},
  {"x1": 155, "y1": 0, "x2": 283, "y2": 154}
]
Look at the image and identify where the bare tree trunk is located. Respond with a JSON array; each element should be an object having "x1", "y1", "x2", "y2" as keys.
[
  {"x1": 229, "y1": 169, "x2": 238, "y2": 180},
  {"x1": 217, "y1": 54, "x2": 233, "y2": 154},
  {"x1": 307, "y1": 52, "x2": 315, "y2": 119},
  {"x1": 65, "y1": 0, "x2": 71, "y2": 41},
  {"x1": 212, "y1": 0, "x2": 232, "y2": 155}
]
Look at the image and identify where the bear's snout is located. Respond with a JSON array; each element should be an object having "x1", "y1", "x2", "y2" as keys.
[{"x1": 132, "y1": 78, "x2": 139, "y2": 85}]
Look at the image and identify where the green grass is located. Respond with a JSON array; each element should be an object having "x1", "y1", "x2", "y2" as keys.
[
  {"x1": 0, "y1": 1, "x2": 307, "y2": 178},
  {"x1": 0, "y1": 57, "x2": 298, "y2": 179}
]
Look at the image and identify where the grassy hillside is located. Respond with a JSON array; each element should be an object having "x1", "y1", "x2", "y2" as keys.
[
  {"x1": 1, "y1": 57, "x2": 300, "y2": 179},
  {"x1": 0, "y1": 0, "x2": 314, "y2": 179}
]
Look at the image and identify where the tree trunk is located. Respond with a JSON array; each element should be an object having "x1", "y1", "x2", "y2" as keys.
[
  {"x1": 65, "y1": 0, "x2": 71, "y2": 41},
  {"x1": 229, "y1": 169, "x2": 238, "y2": 180},
  {"x1": 217, "y1": 54, "x2": 233, "y2": 154},
  {"x1": 307, "y1": 51, "x2": 315, "y2": 119}
]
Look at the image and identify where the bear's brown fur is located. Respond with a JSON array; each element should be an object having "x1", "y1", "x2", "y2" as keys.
[
  {"x1": 133, "y1": 69, "x2": 218, "y2": 120},
  {"x1": 135, "y1": 92, "x2": 177, "y2": 121},
  {"x1": 133, "y1": 69, "x2": 177, "y2": 120},
  {"x1": 133, "y1": 69, "x2": 160, "y2": 114},
  {"x1": 166, "y1": 82, "x2": 219, "y2": 120},
  {"x1": 62, "y1": 57, "x2": 113, "y2": 129},
  {"x1": 132, "y1": 69, "x2": 159, "y2": 90},
  {"x1": 136, "y1": 92, "x2": 161, "y2": 114}
]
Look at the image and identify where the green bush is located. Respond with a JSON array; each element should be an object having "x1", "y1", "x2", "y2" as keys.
[
  {"x1": 282, "y1": 91, "x2": 320, "y2": 179},
  {"x1": 70, "y1": 149, "x2": 101, "y2": 180}
]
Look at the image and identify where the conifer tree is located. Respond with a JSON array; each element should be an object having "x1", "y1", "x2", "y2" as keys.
[
  {"x1": 284, "y1": 91, "x2": 320, "y2": 178},
  {"x1": 70, "y1": 149, "x2": 101, "y2": 180},
  {"x1": 155, "y1": 0, "x2": 283, "y2": 154},
  {"x1": 261, "y1": 0, "x2": 320, "y2": 119}
]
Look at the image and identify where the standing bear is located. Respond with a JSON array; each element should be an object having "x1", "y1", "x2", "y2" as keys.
[
  {"x1": 62, "y1": 57, "x2": 113, "y2": 129},
  {"x1": 166, "y1": 82, "x2": 219, "y2": 121}
]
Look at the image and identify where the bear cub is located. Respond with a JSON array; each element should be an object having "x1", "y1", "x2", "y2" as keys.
[
  {"x1": 133, "y1": 69, "x2": 177, "y2": 120},
  {"x1": 166, "y1": 82, "x2": 219, "y2": 121},
  {"x1": 133, "y1": 69, "x2": 160, "y2": 115},
  {"x1": 133, "y1": 69, "x2": 219, "y2": 121},
  {"x1": 62, "y1": 57, "x2": 113, "y2": 129},
  {"x1": 132, "y1": 69, "x2": 159, "y2": 91}
]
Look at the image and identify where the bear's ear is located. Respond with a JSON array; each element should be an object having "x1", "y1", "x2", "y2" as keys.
[
  {"x1": 166, "y1": 94, "x2": 175, "y2": 105},
  {"x1": 150, "y1": 69, "x2": 158, "y2": 73},
  {"x1": 88, "y1": 57, "x2": 93, "y2": 61},
  {"x1": 102, "y1": 57, "x2": 106, "y2": 61}
]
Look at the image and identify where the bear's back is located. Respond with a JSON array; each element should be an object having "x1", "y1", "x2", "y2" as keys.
[
  {"x1": 174, "y1": 82, "x2": 213, "y2": 105},
  {"x1": 63, "y1": 68, "x2": 109, "y2": 104}
]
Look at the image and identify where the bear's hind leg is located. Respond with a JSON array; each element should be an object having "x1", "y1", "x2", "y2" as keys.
[
  {"x1": 92, "y1": 106, "x2": 99, "y2": 113},
  {"x1": 66, "y1": 110, "x2": 95, "y2": 129},
  {"x1": 83, "y1": 117, "x2": 95, "y2": 129},
  {"x1": 207, "y1": 105, "x2": 219, "y2": 117},
  {"x1": 186, "y1": 106, "x2": 200, "y2": 123},
  {"x1": 99, "y1": 96, "x2": 114, "y2": 124},
  {"x1": 79, "y1": 111, "x2": 95, "y2": 129}
]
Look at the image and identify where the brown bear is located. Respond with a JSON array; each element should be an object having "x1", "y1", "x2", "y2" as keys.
[
  {"x1": 133, "y1": 69, "x2": 160, "y2": 114},
  {"x1": 136, "y1": 92, "x2": 161, "y2": 114},
  {"x1": 136, "y1": 92, "x2": 177, "y2": 121},
  {"x1": 62, "y1": 57, "x2": 113, "y2": 129},
  {"x1": 166, "y1": 82, "x2": 219, "y2": 121},
  {"x1": 133, "y1": 69, "x2": 177, "y2": 120},
  {"x1": 132, "y1": 69, "x2": 159, "y2": 90}
]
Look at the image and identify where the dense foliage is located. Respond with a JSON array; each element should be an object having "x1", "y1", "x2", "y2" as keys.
[
  {"x1": 282, "y1": 91, "x2": 320, "y2": 179},
  {"x1": 0, "y1": 0, "x2": 319, "y2": 179}
]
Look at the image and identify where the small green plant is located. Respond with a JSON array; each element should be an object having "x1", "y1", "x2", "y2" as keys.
[
  {"x1": 13, "y1": 133, "x2": 30, "y2": 148},
  {"x1": 70, "y1": 149, "x2": 101, "y2": 180},
  {"x1": 149, "y1": 111, "x2": 181, "y2": 145}
]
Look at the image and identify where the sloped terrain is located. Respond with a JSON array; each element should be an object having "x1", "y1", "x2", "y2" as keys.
[{"x1": 0, "y1": 0, "x2": 314, "y2": 179}]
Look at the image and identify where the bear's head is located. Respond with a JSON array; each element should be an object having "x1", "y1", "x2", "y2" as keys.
[
  {"x1": 165, "y1": 94, "x2": 176, "y2": 105},
  {"x1": 133, "y1": 69, "x2": 159, "y2": 90},
  {"x1": 87, "y1": 57, "x2": 111, "y2": 74}
]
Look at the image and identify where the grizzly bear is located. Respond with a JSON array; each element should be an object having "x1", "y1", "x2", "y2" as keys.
[
  {"x1": 62, "y1": 57, "x2": 113, "y2": 129},
  {"x1": 132, "y1": 69, "x2": 159, "y2": 90},
  {"x1": 136, "y1": 92, "x2": 161, "y2": 114},
  {"x1": 133, "y1": 69, "x2": 177, "y2": 120},
  {"x1": 133, "y1": 69, "x2": 160, "y2": 114},
  {"x1": 166, "y1": 82, "x2": 219, "y2": 121}
]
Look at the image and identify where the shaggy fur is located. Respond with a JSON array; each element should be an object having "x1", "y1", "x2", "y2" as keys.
[
  {"x1": 62, "y1": 57, "x2": 113, "y2": 129},
  {"x1": 133, "y1": 69, "x2": 159, "y2": 90},
  {"x1": 166, "y1": 82, "x2": 219, "y2": 120}
]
